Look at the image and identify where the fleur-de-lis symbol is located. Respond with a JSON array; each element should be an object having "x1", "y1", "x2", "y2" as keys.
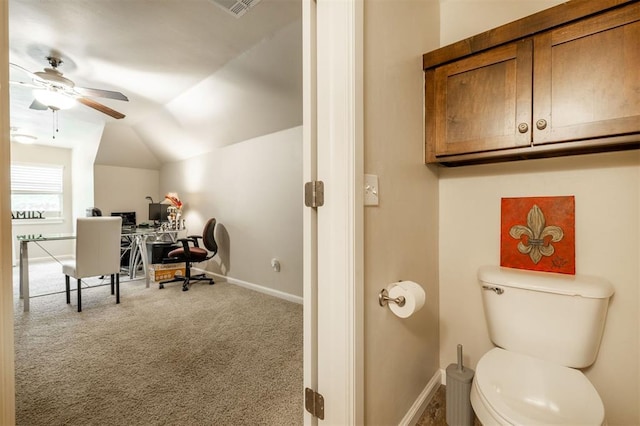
[{"x1": 509, "y1": 205, "x2": 564, "y2": 264}]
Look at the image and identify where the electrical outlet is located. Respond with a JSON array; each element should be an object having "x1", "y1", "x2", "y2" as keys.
[
  {"x1": 271, "y1": 258, "x2": 281, "y2": 272},
  {"x1": 364, "y1": 174, "x2": 379, "y2": 206}
]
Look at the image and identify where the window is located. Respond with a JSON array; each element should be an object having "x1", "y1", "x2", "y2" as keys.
[{"x1": 11, "y1": 163, "x2": 64, "y2": 221}]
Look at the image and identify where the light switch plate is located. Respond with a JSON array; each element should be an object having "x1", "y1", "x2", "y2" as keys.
[{"x1": 364, "y1": 174, "x2": 379, "y2": 206}]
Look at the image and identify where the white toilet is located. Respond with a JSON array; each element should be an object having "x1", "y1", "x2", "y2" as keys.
[{"x1": 471, "y1": 265, "x2": 614, "y2": 425}]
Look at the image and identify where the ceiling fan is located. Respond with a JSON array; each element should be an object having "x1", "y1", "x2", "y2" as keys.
[{"x1": 9, "y1": 56, "x2": 129, "y2": 119}]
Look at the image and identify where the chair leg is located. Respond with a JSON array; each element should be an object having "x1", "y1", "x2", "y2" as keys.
[
  {"x1": 110, "y1": 274, "x2": 115, "y2": 295},
  {"x1": 182, "y1": 264, "x2": 192, "y2": 291},
  {"x1": 163, "y1": 262, "x2": 214, "y2": 291},
  {"x1": 77, "y1": 279, "x2": 82, "y2": 312},
  {"x1": 65, "y1": 275, "x2": 71, "y2": 304},
  {"x1": 159, "y1": 261, "x2": 190, "y2": 290},
  {"x1": 116, "y1": 273, "x2": 120, "y2": 304},
  {"x1": 181, "y1": 275, "x2": 215, "y2": 290},
  {"x1": 158, "y1": 274, "x2": 184, "y2": 289}
]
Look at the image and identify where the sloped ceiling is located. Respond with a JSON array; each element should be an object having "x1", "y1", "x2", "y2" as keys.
[{"x1": 9, "y1": 0, "x2": 302, "y2": 168}]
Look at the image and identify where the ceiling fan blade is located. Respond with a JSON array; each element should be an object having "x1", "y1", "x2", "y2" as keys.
[
  {"x1": 77, "y1": 97, "x2": 126, "y2": 119},
  {"x1": 9, "y1": 80, "x2": 42, "y2": 90},
  {"x1": 9, "y1": 62, "x2": 43, "y2": 81},
  {"x1": 29, "y1": 99, "x2": 49, "y2": 110},
  {"x1": 74, "y1": 86, "x2": 129, "y2": 101}
]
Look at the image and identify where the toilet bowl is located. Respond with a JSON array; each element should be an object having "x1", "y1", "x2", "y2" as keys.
[
  {"x1": 470, "y1": 348, "x2": 605, "y2": 425},
  {"x1": 473, "y1": 266, "x2": 614, "y2": 426}
]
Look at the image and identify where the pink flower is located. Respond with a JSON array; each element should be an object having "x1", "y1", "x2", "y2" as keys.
[{"x1": 164, "y1": 193, "x2": 182, "y2": 209}]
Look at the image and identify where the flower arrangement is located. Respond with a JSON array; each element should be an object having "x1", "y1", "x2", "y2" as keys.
[{"x1": 164, "y1": 192, "x2": 183, "y2": 210}]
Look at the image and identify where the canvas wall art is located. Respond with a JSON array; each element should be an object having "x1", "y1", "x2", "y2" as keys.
[{"x1": 500, "y1": 196, "x2": 575, "y2": 274}]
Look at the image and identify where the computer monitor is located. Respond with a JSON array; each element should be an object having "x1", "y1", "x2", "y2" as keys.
[
  {"x1": 148, "y1": 203, "x2": 169, "y2": 223},
  {"x1": 111, "y1": 211, "x2": 136, "y2": 227}
]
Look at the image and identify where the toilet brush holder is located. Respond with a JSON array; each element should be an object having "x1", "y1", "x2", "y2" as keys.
[{"x1": 446, "y1": 344, "x2": 475, "y2": 426}]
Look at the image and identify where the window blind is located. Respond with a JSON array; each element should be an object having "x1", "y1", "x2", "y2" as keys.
[{"x1": 11, "y1": 164, "x2": 63, "y2": 193}]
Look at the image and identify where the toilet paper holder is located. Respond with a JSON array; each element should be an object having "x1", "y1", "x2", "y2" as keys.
[{"x1": 378, "y1": 288, "x2": 406, "y2": 307}]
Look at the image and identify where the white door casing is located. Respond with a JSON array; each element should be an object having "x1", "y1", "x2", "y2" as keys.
[
  {"x1": 305, "y1": 0, "x2": 364, "y2": 424},
  {"x1": 302, "y1": 0, "x2": 319, "y2": 424}
]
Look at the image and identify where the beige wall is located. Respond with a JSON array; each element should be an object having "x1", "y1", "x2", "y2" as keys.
[
  {"x1": 71, "y1": 125, "x2": 102, "y2": 223},
  {"x1": 440, "y1": 0, "x2": 564, "y2": 45},
  {"x1": 363, "y1": 0, "x2": 440, "y2": 423},
  {"x1": 438, "y1": 152, "x2": 640, "y2": 425},
  {"x1": 94, "y1": 165, "x2": 160, "y2": 225},
  {"x1": 159, "y1": 127, "x2": 303, "y2": 298},
  {"x1": 438, "y1": 3, "x2": 639, "y2": 425}
]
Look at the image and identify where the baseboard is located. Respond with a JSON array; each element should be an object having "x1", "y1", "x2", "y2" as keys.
[
  {"x1": 28, "y1": 254, "x2": 74, "y2": 263},
  {"x1": 192, "y1": 268, "x2": 303, "y2": 305},
  {"x1": 399, "y1": 370, "x2": 442, "y2": 426}
]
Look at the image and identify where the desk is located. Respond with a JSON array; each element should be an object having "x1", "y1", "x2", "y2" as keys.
[
  {"x1": 18, "y1": 233, "x2": 75, "y2": 312},
  {"x1": 17, "y1": 228, "x2": 183, "y2": 312},
  {"x1": 124, "y1": 228, "x2": 183, "y2": 285}
]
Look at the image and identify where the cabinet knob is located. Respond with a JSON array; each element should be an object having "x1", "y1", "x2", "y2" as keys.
[
  {"x1": 536, "y1": 119, "x2": 548, "y2": 130},
  {"x1": 517, "y1": 123, "x2": 529, "y2": 133}
]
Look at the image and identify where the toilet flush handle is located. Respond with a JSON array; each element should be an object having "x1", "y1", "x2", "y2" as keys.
[{"x1": 482, "y1": 285, "x2": 504, "y2": 295}]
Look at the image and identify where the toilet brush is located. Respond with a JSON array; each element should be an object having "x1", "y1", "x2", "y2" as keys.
[{"x1": 446, "y1": 344, "x2": 475, "y2": 426}]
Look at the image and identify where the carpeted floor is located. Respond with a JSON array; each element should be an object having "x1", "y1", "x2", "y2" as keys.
[{"x1": 13, "y1": 260, "x2": 303, "y2": 425}]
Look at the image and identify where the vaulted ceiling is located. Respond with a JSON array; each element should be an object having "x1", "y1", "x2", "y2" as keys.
[{"x1": 9, "y1": 0, "x2": 302, "y2": 169}]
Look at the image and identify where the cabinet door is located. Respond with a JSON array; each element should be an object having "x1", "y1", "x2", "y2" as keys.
[
  {"x1": 430, "y1": 40, "x2": 533, "y2": 157},
  {"x1": 533, "y1": 3, "x2": 640, "y2": 145}
]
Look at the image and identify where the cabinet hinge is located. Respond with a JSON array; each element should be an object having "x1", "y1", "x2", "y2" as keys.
[
  {"x1": 304, "y1": 181, "x2": 324, "y2": 208},
  {"x1": 305, "y1": 387, "x2": 325, "y2": 420}
]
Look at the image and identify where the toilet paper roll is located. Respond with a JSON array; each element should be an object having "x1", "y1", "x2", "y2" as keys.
[{"x1": 388, "y1": 281, "x2": 425, "y2": 318}]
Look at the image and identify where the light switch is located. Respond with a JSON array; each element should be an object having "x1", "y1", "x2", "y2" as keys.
[{"x1": 364, "y1": 174, "x2": 379, "y2": 206}]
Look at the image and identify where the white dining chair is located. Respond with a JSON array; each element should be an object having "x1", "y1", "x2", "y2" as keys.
[{"x1": 62, "y1": 217, "x2": 122, "y2": 312}]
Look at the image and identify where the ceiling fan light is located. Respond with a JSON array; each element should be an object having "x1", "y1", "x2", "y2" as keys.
[{"x1": 33, "y1": 89, "x2": 76, "y2": 110}]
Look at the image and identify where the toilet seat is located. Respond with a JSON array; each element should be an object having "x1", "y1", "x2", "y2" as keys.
[{"x1": 472, "y1": 348, "x2": 605, "y2": 425}]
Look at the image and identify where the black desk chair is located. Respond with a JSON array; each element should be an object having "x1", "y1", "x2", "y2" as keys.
[{"x1": 159, "y1": 218, "x2": 218, "y2": 291}]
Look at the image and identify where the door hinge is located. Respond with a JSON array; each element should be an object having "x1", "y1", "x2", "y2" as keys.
[
  {"x1": 304, "y1": 181, "x2": 324, "y2": 208},
  {"x1": 305, "y1": 387, "x2": 325, "y2": 420}
]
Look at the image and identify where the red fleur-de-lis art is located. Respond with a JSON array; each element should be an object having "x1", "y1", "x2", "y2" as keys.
[{"x1": 509, "y1": 205, "x2": 564, "y2": 264}]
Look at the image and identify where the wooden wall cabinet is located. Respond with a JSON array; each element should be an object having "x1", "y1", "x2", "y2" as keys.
[{"x1": 424, "y1": 0, "x2": 640, "y2": 166}]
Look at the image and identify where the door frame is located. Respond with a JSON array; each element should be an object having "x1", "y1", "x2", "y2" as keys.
[
  {"x1": 1, "y1": 0, "x2": 17, "y2": 422},
  {"x1": 303, "y1": 0, "x2": 364, "y2": 424},
  {"x1": 302, "y1": 0, "x2": 319, "y2": 424}
]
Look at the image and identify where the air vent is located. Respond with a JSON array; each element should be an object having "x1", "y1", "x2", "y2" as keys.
[{"x1": 209, "y1": 0, "x2": 262, "y2": 18}]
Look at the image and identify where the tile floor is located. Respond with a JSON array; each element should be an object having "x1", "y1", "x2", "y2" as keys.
[{"x1": 416, "y1": 385, "x2": 481, "y2": 426}]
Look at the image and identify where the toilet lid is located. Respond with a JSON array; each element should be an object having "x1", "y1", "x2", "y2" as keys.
[{"x1": 475, "y1": 348, "x2": 605, "y2": 425}]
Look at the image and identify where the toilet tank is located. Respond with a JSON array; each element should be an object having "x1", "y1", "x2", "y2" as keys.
[{"x1": 477, "y1": 266, "x2": 614, "y2": 368}]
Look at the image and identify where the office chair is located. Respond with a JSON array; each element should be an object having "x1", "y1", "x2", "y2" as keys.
[
  {"x1": 62, "y1": 217, "x2": 122, "y2": 312},
  {"x1": 159, "y1": 218, "x2": 218, "y2": 291},
  {"x1": 86, "y1": 207, "x2": 102, "y2": 217}
]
